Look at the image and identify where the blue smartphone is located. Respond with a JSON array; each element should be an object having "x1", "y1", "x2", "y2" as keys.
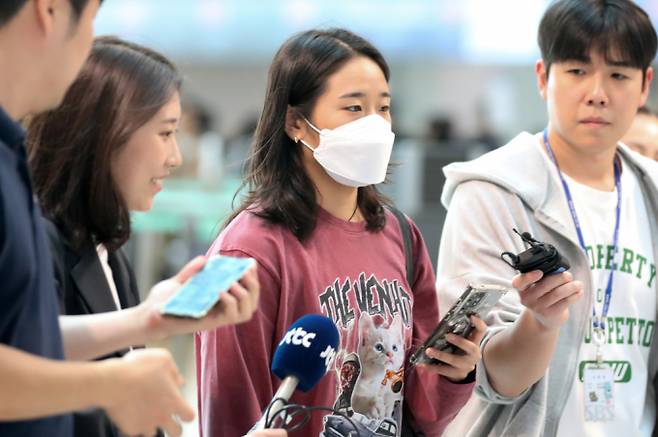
[{"x1": 161, "y1": 255, "x2": 255, "y2": 318}]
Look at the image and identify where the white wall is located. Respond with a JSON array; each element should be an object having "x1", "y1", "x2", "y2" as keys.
[
  {"x1": 178, "y1": 61, "x2": 548, "y2": 144},
  {"x1": 178, "y1": 59, "x2": 658, "y2": 144}
]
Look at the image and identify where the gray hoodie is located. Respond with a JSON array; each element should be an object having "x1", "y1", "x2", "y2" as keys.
[{"x1": 435, "y1": 132, "x2": 658, "y2": 437}]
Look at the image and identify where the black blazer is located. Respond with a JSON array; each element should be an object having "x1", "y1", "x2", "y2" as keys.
[{"x1": 43, "y1": 219, "x2": 140, "y2": 437}]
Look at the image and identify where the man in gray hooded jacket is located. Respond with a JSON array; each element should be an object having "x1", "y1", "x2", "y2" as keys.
[{"x1": 437, "y1": 1, "x2": 658, "y2": 436}]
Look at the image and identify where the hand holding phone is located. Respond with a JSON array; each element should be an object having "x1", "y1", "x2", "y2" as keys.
[
  {"x1": 161, "y1": 255, "x2": 256, "y2": 318},
  {"x1": 132, "y1": 256, "x2": 259, "y2": 343},
  {"x1": 410, "y1": 284, "x2": 508, "y2": 366}
]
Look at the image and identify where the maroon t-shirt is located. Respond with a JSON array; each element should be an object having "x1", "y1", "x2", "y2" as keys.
[{"x1": 196, "y1": 207, "x2": 474, "y2": 437}]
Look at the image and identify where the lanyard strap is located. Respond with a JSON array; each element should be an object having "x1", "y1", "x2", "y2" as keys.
[{"x1": 542, "y1": 129, "x2": 622, "y2": 330}]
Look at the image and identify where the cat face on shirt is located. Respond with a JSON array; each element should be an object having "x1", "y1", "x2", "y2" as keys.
[{"x1": 358, "y1": 313, "x2": 404, "y2": 370}]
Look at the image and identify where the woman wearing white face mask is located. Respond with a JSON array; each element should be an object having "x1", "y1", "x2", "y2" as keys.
[
  {"x1": 196, "y1": 28, "x2": 486, "y2": 437},
  {"x1": 297, "y1": 113, "x2": 395, "y2": 187}
]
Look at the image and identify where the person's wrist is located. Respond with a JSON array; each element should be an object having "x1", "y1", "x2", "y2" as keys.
[
  {"x1": 132, "y1": 303, "x2": 164, "y2": 344},
  {"x1": 94, "y1": 359, "x2": 122, "y2": 411},
  {"x1": 522, "y1": 309, "x2": 561, "y2": 335},
  {"x1": 445, "y1": 367, "x2": 477, "y2": 384}
]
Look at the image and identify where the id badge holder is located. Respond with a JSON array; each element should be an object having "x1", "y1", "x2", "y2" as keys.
[{"x1": 583, "y1": 328, "x2": 615, "y2": 422}]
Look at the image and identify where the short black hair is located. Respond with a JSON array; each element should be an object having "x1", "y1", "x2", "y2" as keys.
[
  {"x1": 538, "y1": 0, "x2": 657, "y2": 76},
  {"x1": 0, "y1": 0, "x2": 101, "y2": 27}
]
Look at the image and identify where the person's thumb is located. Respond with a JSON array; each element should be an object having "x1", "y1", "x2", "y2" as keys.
[{"x1": 173, "y1": 256, "x2": 207, "y2": 284}]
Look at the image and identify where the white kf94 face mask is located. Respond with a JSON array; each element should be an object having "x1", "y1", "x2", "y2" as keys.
[{"x1": 299, "y1": 114, "x2": 395, "y2": 187}]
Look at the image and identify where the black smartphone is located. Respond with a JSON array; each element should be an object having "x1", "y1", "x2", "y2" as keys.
[{"x1": 409, "y1": 284, "x2": 509, "y2": 366}]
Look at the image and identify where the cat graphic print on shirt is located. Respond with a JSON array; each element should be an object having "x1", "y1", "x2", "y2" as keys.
[
  {"x1": 197, "y1": 207, "x2": 476, "y2": 437},
  {"x1": 319, "y1": 273, "x2": 413, "y2": 437}
]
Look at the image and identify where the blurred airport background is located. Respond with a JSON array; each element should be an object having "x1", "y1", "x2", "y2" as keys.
[{"x1": 93, "y1": 1, "x2": 658, "y2": 435}]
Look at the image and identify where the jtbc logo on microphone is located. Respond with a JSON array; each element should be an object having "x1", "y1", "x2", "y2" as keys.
[
  {"x1": 280, "y1": 327, "x2": 337, "y2": 369},
  {"x1": 280, "y1": 327, "x2": 317, "y2": 348},
  {"x1": 320, "y1": 345, "x2": 336, "y2": 369}
]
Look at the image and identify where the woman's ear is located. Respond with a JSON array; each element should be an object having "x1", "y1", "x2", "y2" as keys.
[{"x1": 285, "y1": 105, "x2": 306, "y2": 145}]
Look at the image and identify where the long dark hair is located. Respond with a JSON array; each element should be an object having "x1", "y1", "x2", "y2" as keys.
[
  {"x1": 227, "y1": 28, "x2": 392, "y2": 241},
  {"x1": 27, "y1": 36, "x2": 182, "y2": 251}
]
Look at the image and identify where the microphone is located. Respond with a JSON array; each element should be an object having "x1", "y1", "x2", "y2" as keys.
[{"x1": 249, "y1": 314, "x2": 339, "y2": 432}]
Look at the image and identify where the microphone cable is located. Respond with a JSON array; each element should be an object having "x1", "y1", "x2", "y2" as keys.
[{"x1": 264, "y1": 397, "x2": 362, "y2": 436}]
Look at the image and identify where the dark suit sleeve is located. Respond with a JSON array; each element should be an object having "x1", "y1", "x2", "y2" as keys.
[
  {"x1": 40, "y1": 218, "x2": 68, "y2": 311},
  {"x1": 124, "y1": 251, "x2": 140, "y2": 305},
  {"x1": 110, "y1": 248, "x2": 141, "y2": 309},
  {"x1": 0, "y1": 186, "x2": 4, "y2": 251}
]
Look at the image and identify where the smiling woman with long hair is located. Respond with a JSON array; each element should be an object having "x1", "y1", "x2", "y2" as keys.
[
  {"x1": 27, "y1": 35, "x2": 183, "y2": 437},
  {"x1": 26, "y1": 36, "x2": 269, "y2": 437}
]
